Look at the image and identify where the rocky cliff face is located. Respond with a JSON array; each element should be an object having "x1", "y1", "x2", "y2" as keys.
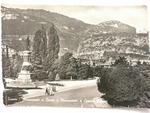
[
  {"x1": 77, "y1": 20, "x2": 149, "y2": 60},
  {"x1": 81, "y1": 20, "x2": 136, "y2": 39}
]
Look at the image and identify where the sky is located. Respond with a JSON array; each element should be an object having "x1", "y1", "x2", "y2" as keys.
[{"x1": 2, "y1": 4, "x2": 149, "y2": 31}]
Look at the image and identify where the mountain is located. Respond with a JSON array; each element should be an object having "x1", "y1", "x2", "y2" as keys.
[
  {"x1": 98, "y1": 20, "x2": 136, "y2": 34},
  {"x1": 1, "y1": 6, "x2": 93, "y2": 53},
  {"x1": 81, "y1": 20, "x2": 136, "y2": 38},
  {"x1": 2, "y1": 6, "x2": 149, "y2": 60},
  {"x1": 77, "y1": 20, "x2": 149, "y2": 61}
]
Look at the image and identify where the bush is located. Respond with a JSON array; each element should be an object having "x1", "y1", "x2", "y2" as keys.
[
  {"x1": 77, "y1": 63, "x2": 93, "y2": 80},
  {"x1": 97, "y1": 64, "x2": 150, "y2": 107},
  {"x1": 97, "y1": 67, "x2": 112, "y2": 93},
  {"x1": 93, "y1": 66, "x2": 111, "y2": 78}
]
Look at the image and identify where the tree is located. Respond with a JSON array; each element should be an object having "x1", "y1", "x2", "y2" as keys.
[
  {"x1": 12, "y1": 53, "x2": 23, "y2": 78},
  {"x1": 26, "y1": 36, "x2": 30, "y2": 50},
  {"x1": 106, "y1": 66, "x2": 140, "y2": 106},
  {"x1": 57, "y1": 52, "x2": 82, "y2": 80},
  {"x1": 113, "y1": 56, "x2": 129, "y2": 66},
  {"x1": 97, "y1": 67, "x2": 111, "y2": 93},
  {"x1": 77, "y1": 63, "x2": 92, "y2": 80},
  {"x1": 97, "y1": 62, "x2": 150, "y2": 107},
  {"x1": 66, "y1": 57, "x2": 78, "y2": 79},
  {"x1": 31, "y1": 24, "x2": 60, "y2": 80},
  {"x1": 92, "y1": 66, "x2": 108, "y2": 77},
  {"x1": 44, "y1": 24, "x2": 60, "y2": 72},
  {"x1": 58, "y1": 52, "x2": 73, "y2": 79},
  {"x1": 31, "y1": 27, "x2": 47, "y2": 80},
  {"x1": 141, "y1": 45, "x2": 149, "y2": 53},
  {"x1": 56, "y1": 52, "x2": 94, "y2": 80},
  {"x1": 2, "y1": 54, "x2": 12, "y2": 78},
  {"x1": 48, "y1": 60, "x2": 60, "y2": 81}
]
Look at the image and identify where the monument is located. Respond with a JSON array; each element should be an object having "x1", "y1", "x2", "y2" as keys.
[
  {"x1": 17, "y1": 36, "x2": 33, "y2": 83},
  {"x1": 17, "y1": 50, "x2": 32, "y2": 83},
  {"x1": 6, "y1": 36, "x2": 36, "y2": 88}
]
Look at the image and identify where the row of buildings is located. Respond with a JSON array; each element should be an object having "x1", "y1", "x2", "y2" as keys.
[{"x1": 74, "y1": 49, "x2": 150, "y2": 67}]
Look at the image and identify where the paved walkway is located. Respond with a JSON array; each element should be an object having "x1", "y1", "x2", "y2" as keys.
[
  {"x1": 22, "y1": 79, "x2": 97, "y2": 99},
  {"x1": 11, "y1": 85, "x2": 111, "y2": 108}
]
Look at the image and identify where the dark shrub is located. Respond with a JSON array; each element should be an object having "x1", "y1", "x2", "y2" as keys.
[{"x1": 97, "y1": 61, "x2": 150, "y2": 107}]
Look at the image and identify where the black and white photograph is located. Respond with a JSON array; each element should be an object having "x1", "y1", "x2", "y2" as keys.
[{"x1": 1, "y1": 0, "x2": 150, "y2": 111}]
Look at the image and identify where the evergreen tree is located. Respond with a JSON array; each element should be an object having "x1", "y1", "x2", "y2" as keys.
[
  {"x1": 31, "y1": 24, "x2": 60, "y2": 80},
  {"x1": 44, "y1": 24, "x2": 60, "y2": 72},
  {"x1": 12, "y1": 53, "x2": 23, "y2": 78},
  {"x1": 97, "y1": 58, "x2": 150, "y2": 107},
  {"x1": 77, "y1": 64, "x2": 90, "y2": 80},
  {"x1": 46, "y1": 24, "x2": 60, "y2": 80},
  {"x1": 113, "y1": 56, "x2": 129, "y2": 66},
  {"x1": 58, "y1": 52, "x2": 73, "y2": 79},
  {"x1": 2, "y1": 54, "x2": 12, "y2": 78},
  {"x1": 31, "y1": 26, "x2": 47, "y2": 80},
  {"x1": 66, "y1": 57, "x2": 78, "y2": 79}
]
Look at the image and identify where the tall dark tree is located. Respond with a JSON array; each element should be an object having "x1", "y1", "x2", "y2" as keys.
[
  {"x1": 31, "y1": 26, "x2": 47, "y2": 80},
  {"x1": 58, "y1": 52, "x2": 73, "y2": 79},
  {"x1": 97, "y1": 58, "x2": 150, "y2": 107},
  {"x1": 66, "y1": 57, "x2": 78, "y2": 79},
  {"x1": 12, "y1": 53, "x2": 23, "y2": 78},
  {"x1": 26, "y1": 36, "x2": 30, "y2": 50},
  {"x1": 2, "y1": 54, "x2": 12, "y2": 78},
  {"x1": 31, "y1": 24, "x2": 60, "y2": 80},
  {"x1": 44, "y1": 24, "x2": 60, "y2": 72},
  {"x1": 77, "y1": 64, "x2": 92, "y2": 80}
]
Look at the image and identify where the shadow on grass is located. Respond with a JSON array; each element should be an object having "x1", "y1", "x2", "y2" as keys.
[{"x1": 3, "y1": 88, "x2": 35, "y2": 105}]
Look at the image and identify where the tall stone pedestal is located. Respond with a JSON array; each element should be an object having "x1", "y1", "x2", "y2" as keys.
[
  {"x1": 17, "y1": 51, "x2": 32, "y2": 83},
  {"x1": 17, "y1": 69, "x2": 32, "y2": 83},
  {"x1": 6, "y1": 51, "x2": 36, "y2": 88}
]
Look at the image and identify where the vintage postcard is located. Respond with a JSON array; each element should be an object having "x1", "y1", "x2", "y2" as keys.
[{"x1": 1, "y1": 0, "x2": 150, "y2": 113}]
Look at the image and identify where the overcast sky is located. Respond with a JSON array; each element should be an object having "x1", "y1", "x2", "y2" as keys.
[{"x1": 3, "y1": 4, "x2": 149, "y2": 31}]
